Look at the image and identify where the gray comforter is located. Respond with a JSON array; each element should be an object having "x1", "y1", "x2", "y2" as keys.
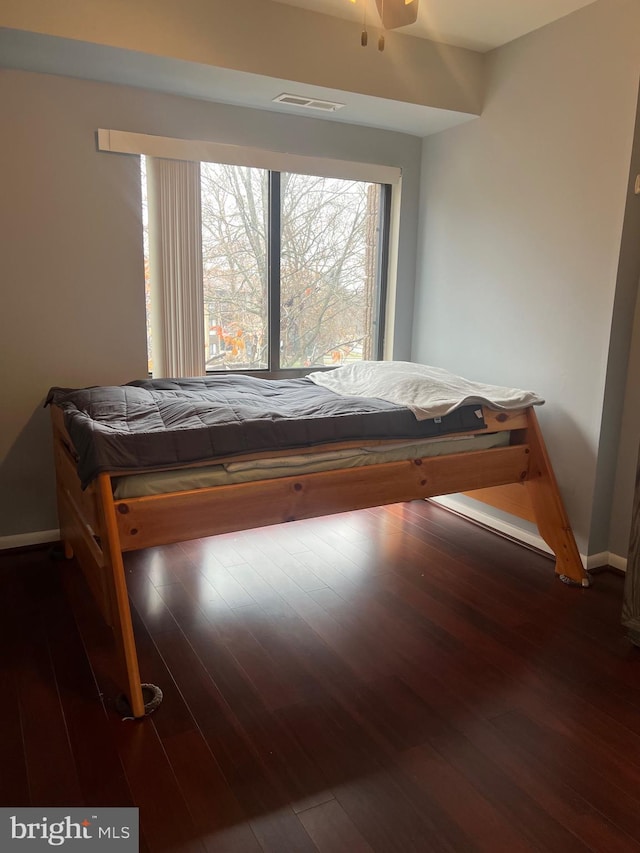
[{"x1": 46, "y1": 375, "x2": 485, "y2": 487}]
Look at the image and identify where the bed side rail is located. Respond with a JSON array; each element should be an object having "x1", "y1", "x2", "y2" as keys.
[{"x1": 114, "y1": 444, "x2": 530, "y2": 551}]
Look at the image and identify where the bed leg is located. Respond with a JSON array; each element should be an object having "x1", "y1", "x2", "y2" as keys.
[
  {"x1": 97, "y1": 474, "x2": 156, "y2": 718},
  {"x1": 48, "y1": 541, "x2": 74, "y2": 561},
  {"x1": 524, "y1": 409, "x2": 590, "y2": 587}
]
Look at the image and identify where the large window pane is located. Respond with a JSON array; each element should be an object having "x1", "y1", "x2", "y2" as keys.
[
  {"x1": 280, "y1": 174, "x2": 382, "y2": 368},
  {"x1": 201, "y1": 163, "x2": 268, "y2": 370}
]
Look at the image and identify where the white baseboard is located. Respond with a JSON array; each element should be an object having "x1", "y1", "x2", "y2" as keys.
[
  {"x1": 0, "y1": 529, "x2": 60, "y2": 551},
  {"x1": 606, "y1": 552, "x2": 627, "y2": 572},
  {"x1": 431, "y1": 494, "x2": 560, "y2": 555},
  {"x1": 430, "y1": 496, "x2": 626, "y2": 572},
  {"x1": 585, "y1": 551, "x2": 611, "y2": 571}
]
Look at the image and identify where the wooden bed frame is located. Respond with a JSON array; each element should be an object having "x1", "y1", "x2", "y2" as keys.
[{"x1": 50, "y1": 404, "x2": 589, "y2": 718}]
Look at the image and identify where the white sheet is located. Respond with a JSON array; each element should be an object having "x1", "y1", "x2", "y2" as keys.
[
  {"x1": 307, "y1": 361, "x2": 544, "y2": 421},
  {"x1": 113, "y1": 431, "x2": 511, "y2": 499}
]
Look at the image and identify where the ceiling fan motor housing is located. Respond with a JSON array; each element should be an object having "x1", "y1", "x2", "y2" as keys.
[{"x1": 375, "y1": 0, "x2": 419, "y2": 30}]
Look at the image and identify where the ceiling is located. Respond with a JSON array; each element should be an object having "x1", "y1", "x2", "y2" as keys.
[
  {"x1": 273, "y1": 0, "x2": 598, "y2": 52},
  {"x1": 0, "y1": 0, "x2": 599, "y2": 138}
]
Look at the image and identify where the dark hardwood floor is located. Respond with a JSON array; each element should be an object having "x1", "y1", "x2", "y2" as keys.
[{"x1": 2, "y1": 500, "x2": 640, "y2": 852}]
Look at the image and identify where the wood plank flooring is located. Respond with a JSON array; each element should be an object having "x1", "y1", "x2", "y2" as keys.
[{"x1": 2, "y1": 500, "x2": 640, "y2": 852}]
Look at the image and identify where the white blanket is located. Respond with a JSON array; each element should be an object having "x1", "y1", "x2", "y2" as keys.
[{"x1": 307, "y1": 361, "x2": 544, "y2": 421}]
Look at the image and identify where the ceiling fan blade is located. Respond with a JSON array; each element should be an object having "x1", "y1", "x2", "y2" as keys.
[{"x1": 374, "y1": 0, "x2": 419, "y2": 30}]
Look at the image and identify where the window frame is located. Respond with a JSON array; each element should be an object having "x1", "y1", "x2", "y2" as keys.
[{"x1": 100, "y1": 129, "x2": 400, "y2": 377}]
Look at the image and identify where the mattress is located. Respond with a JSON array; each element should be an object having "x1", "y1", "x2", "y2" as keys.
[
  {"x1": 46, "y1": 375, "x2": 486, "y2": 487},
  {"x1": 112, "y1": 431, "x2": 510, "y2": 499}
]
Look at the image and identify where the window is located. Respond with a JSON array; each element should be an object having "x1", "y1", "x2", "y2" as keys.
[
  {"x1": 101, "y1": 130, "x2": 397, "y2": 378},
  {"x1": 200, "y1": 163, "x2": 268, "y2": 371},
  {"x1": 141, "y1": 159, "x2": 391, "y2": 377},
  {"x1": 279, "y1": 172, "x2": 387, "y2": 369}
]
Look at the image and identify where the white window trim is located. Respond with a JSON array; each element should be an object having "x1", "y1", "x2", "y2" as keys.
[{"x1": 97, "y1": 129, "x2": 402, "y2": 186}]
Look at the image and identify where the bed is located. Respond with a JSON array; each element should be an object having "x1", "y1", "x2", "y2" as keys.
[{"x1": 47, "y1": 363, "x2": 589, "y2": 717}]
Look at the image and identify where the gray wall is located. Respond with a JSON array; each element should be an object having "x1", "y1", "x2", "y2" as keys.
[
  {"x1": 0, "y1": 69, "x2": 422, "y2": 540},
  {"x1": 609, "y1": 275, "x2": 640, "y2": 559},
  {"x1": 412, "y1": 0, "x2": 640, "y2": 555},
  {"x1": 594, "y1": 79, "x2": 640, "y2": 558}
]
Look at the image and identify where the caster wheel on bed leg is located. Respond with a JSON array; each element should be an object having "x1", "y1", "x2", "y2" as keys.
[
  {"x1": 559, "y1": 573, "x2": 591, "y2": 588},
  {"x1": 115, "y1": 684, "x2": 164, "y2": 719}
]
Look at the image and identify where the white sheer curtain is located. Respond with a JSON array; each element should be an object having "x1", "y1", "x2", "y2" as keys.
[{"x1": 146, "y1": 157, "x2": 205, "y2": 378}]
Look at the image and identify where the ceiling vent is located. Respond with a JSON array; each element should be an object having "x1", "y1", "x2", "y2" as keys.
[{"x1": 273, "y1": 93, "x2": 345, "y2": 112}]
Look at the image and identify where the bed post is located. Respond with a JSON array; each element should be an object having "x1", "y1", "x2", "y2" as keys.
[
  {"x1": 523, "y1": 409, "x2": 589, "y2": 587},
  {"x1": 96, "y1": 474, "x2": 147, "y2": 718}
]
